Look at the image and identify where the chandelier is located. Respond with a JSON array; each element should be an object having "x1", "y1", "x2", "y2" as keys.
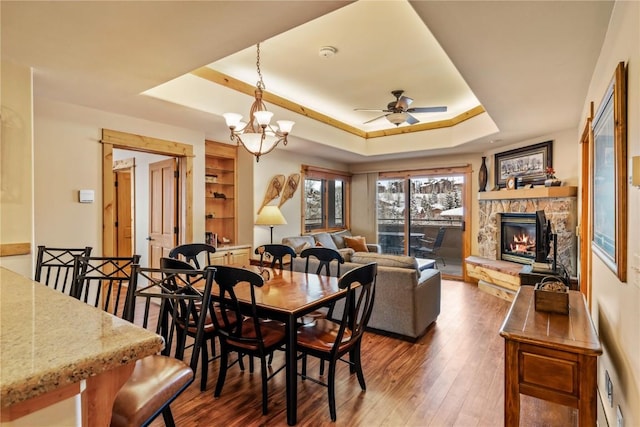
[{"x1": 223, "y1": 43, "x2": 295, "y2": 162}]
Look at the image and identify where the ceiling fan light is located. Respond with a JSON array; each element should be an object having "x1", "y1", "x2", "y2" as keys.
[{"x1": 387, "y1": 112, "x2": 408, "y2": 125}]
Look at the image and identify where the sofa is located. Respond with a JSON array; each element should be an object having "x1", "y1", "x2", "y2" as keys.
[{"x1": 281, "y1": 231, "x2": 441, "y2": 341}]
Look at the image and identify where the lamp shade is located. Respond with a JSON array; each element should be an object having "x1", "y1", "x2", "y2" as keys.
[{"x1": 255, "y1": 205, "x2": 287, "y2": 226}]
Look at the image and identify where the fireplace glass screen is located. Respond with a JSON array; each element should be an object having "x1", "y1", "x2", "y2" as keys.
[{"x1": 500, "y1": 214, "x2": 536, "y2": 264}]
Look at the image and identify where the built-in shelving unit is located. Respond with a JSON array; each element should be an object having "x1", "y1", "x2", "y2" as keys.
[{"x1": 205, "y1": 140, "x2": 238, "y2": 245}]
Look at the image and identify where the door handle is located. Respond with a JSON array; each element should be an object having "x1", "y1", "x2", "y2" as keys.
[{"x1": 146, "y1": 236, "x2": 155, "y2": 241}]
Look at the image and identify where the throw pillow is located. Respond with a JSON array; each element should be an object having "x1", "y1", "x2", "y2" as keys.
[
  {"x1": 344, "y1": 236, "x2": 369, "y2": 252},
  {"x1": 296, "y1": 241, "x2": 311, "y2": 253},
  {"x1": 330, "y1": 229, "x2": 352, "y2": 249},
  {"x1": 311, "y1": 232, "x2": 339, "y2": 250},
  {"x1": 282, "y1": 236, "x2": 315, "y2": 254}
]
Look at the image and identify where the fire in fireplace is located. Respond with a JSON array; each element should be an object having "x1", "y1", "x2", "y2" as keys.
[{"x1": 500, "y1": 213, "x2": 536, "y2": 264}]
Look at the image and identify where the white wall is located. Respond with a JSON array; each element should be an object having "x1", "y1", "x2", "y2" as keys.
[
  {"x1": 34, "y1": 98, "x2": 207, "y2": 257},
  {"x1": 581, "y1": 2, "x2": 640, "y2": 426},
  {"x1": 0, "y1": 60, "x2": 33, "y2": 276}
]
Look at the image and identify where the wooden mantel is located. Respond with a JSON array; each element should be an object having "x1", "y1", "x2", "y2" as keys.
[{"x1": 478, "y1": 186, "x2": 577, "y2": 201}]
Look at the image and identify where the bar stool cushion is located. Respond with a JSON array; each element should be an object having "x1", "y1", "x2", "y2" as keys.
[{"x1": 111, "y1": 355, "x2": 194, "y2": 427}]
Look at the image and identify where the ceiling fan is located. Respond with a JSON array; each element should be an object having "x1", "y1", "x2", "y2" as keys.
[{"x1": 355, "y1": 90, "x2": 447, "y2": 126}]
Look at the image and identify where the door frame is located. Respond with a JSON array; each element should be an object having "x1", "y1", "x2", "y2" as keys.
[
  {"x1": 101, "y1": 129, "x2": 194, "y2": 257},
  {"x1": 579, "y1": 103, "x2": 594, "y2": 305}
]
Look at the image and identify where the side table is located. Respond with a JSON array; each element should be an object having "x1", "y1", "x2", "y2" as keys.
[{"x1": 499, "y1": 286, "x2": 602, "y2": 426}]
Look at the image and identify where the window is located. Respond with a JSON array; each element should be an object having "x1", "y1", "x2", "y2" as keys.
[{"x1": 302, "y1": 165, "x2": 350, "y2": 232}]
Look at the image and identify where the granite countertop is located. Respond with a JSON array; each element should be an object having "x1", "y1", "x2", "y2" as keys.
[{"x1": 0, "y1": 267, "x2": 164, "y2": 407}]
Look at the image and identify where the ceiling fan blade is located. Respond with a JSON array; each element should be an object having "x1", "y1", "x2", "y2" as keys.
[
  {"x1": 354, "y1": 108, "x2": 389, "y2": 112},
  {"x1": 405, "y1": 113, "x2": 420, "y2": 125},
  {"x1": 396, "y1": 96, "x2": 413, "y2": 110},
  {"x1": 407, "y1": 106, "x2": 448, "y2": 113},
  {"x1": 363, "y1": 114, "x2": 388, "y2": 124}
]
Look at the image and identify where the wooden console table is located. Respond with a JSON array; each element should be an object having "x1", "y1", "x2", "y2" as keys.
[{"x1": 499, "y1": 286, "x2": 602, "y2": 426}]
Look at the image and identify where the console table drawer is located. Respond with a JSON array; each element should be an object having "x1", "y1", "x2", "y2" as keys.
[{"x1": 520, "y1": 344, "x2": 578, "y2": 398}]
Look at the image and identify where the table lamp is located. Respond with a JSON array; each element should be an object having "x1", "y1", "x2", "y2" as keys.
[{"x1": 255, "y1": 205, "x2": 287, "y2": 243}]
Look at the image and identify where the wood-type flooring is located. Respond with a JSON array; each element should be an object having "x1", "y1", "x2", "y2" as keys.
[{"x1": 150, "y1": 279, "x2": 579, "y2": 426}]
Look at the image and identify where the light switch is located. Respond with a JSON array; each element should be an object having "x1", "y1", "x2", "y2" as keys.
[{"x1": 78, "y1": 189, "x2": 94, "y2": 203}]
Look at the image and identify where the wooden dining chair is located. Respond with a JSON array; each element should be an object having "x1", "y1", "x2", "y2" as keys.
[
  {"x1": 254, "y1": 244, "x2": 297, "y2": 271},
  {"x1": 210, "y1": 265, "x2": 286, "y2": 415},
  {"x1": 35, "y1": 245, "x2": 92, "y2": 294},
  {"x1": 168, "y1": 243, "x2": 217, "y2": 269},
  {"x1": 160, "y1": 256, "x2": 238, "y2": 391},
  {"x1": 297, "y1": 262, "x2": 378, "y2": 422},
  {"x1": 299, "y1": 247, "x2": 346, "y2": 337}
]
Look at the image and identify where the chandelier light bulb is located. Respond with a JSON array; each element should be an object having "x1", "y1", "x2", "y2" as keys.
[
  {"x1": 223, "y1": 113, "x2": 242, "y2": 128},
  {"x1": 277, "y1": 120, "x2": 294, "y2": 134},
  {"x1": 254, "y1": 110, "x2": 273, "y2": 126}
]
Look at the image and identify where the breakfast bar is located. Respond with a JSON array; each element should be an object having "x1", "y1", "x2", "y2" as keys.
[{"x1": 0, "y1": 267, "x2": 163, "y2": 426}]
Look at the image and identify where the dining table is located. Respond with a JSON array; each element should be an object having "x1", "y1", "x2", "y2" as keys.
[{"x1": 222, "y1": 265, "x2": 345, "y2": 425}]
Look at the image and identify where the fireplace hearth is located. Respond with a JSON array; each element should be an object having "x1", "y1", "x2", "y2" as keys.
[{"x1": 500, "y1": 213, "x2": 536, "y2": 264}]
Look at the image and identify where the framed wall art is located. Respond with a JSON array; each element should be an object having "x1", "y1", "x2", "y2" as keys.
[
  {"x1": 494, "y1": 140, "x2": 553, "y2": 188},
  {"x1": 591, "y1": 61, "x2": 627, "y2": 282}
]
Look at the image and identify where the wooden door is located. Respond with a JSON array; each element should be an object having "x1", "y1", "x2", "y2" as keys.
[
  {"x1": 114, "y1": 168, "x2": 134, "y2": 258},
  {"x1": 149, "y1": 158, "x2": 178, "y2": 269}
]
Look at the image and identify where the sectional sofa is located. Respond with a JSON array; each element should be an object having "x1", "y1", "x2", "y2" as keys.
[{"x1": 282, "y1": 230, "x2": 441, "y2": 341}]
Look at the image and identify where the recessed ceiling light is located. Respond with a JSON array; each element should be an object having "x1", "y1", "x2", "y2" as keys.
[{"x1": 318, "y1": 46, "x2": 337, "y2": 58}]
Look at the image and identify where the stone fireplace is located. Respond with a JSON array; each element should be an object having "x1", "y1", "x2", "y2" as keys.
[{"x1": 477, "y1": 187, "x2": 577, "y2": 275}]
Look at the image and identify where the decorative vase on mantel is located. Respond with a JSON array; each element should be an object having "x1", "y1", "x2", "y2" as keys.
[
  {"x1": 478, "y1": 156, "x2": 488, "y2": 192},
  {"x1": 544, "y1": 178, "x2": 561, "y2": 187}
]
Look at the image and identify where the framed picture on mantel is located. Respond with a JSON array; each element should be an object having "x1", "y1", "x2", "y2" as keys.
[{"x1": 494, "y1": 140, "x2": 553, "y2": 188}]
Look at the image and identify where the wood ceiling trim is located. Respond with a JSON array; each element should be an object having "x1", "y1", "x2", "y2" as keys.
[{"x1": 192, "y1": 67, "x2": 485, "y2": 140}]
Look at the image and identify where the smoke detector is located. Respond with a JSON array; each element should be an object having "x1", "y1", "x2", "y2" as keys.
[{"x1": 318, "y1": 46, "x2": 337, "y2": 58}]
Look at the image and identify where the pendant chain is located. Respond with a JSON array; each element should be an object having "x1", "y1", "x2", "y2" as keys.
[{"x1": 256, "y1": 43, "x2": 265, "y2": 90}]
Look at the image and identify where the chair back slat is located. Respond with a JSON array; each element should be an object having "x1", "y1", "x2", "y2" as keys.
[
  {"x1": 210, "y1": 266, "x2": 266, "y2": 348},
  {"x1": 168, "y1": 243, "x2": 217, "y2": 269},
  {"x1": 300, "y1": 247, "x2": 345, "y2": 277},
  {"x1": 333, "y1": 262, "x2": 377, "y2": 353},
  {"x1": 255, "y1": 244, "x2": 297, "y2": 271},
  {"x1": 71, "y1": 255, "x2": 140, "y2": 317},
  {"x1": 35, "y1": 246, "x2": 92, "y2": 294}
]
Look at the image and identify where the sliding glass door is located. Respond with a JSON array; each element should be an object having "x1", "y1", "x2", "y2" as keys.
[
  {"x1": 377, "y1": 178, "x2": 406, "y2": 255},
  {"x1": 376, "y1": 167, "x2": 470, "y2": 280}
]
